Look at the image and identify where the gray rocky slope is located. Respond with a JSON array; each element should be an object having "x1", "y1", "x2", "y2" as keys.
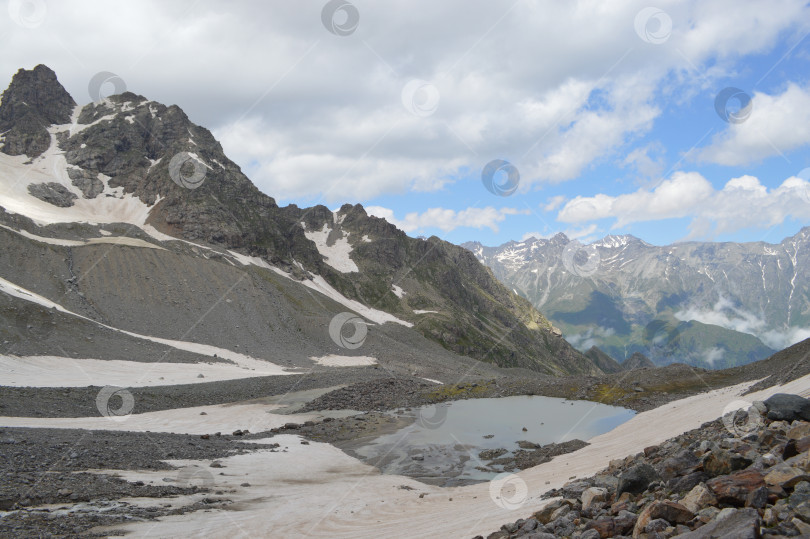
[
  {"x1": 0, "y1": 64, "x2": 600, "y2": 376},
  {"x1": 463, "y1": 230, "x2": 810, "y2": 369}
]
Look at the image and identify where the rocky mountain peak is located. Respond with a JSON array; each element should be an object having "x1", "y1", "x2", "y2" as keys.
[
  {"x1": 549, "y1": 232, "x2": 570, "y2": 246},
  {"x1": 0, "y1": 64, "x2": 76, "y2": 158},
  {"x1": 622, "y1": 351, "x2": 656, "y2": 370}
]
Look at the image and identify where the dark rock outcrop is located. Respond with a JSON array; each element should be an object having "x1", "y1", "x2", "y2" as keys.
[
  {"x1": 0, "y1": 65, "x2": 76, "y2": 158},
  {"x1": 26, "y1": 182, "x2": 76, "y2": 207},
  {"x1": 617, "y1": 463, "x2": 661, "y2": 496},
  {"x1": 764, "y1": 393, "x2": 810, "y2": 422}
]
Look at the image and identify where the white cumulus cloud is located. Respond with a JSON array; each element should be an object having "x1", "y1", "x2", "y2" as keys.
[
  {"x1": 366, "y1": 206, "x2": 528, "y2": 234},
  {"x1": 557, "y1": 171, "x2": 810, "y2": 237},
  {"x1": 697, "y1": 83, "x2": 810, "y2": 166}
]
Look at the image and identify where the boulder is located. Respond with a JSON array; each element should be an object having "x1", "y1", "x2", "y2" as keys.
[
  {"x1": 789, "y1": 480, "x2": 810, "y2": 507},
  {"x1": 633, "y1": 500, "x2": 694, "y2": 537},
  {"x1": 533, "y1": 499, "x2": 571, "y2": 525},
  {"x1": 764, "y1": 464, "x2": 810, "y2": 489},
  {"x1": 681, "y1": 483, "x2": 718, "y2": 514},
  {"x1": 617, "y1": 463, "x2": 661, "y2": 496},
  {"x1": 669, "y1": 471, "x2": 708, "y2": 494},
  {"x1": 745, "y1": 486, "x2": 770, "y2": 509},
  {"x1": 764, "y1": 393, "x2": 810, "y2": 422},
  {"x1": 581, "y1": 487, "x2": 608, "y2": 510},
  {"x1": 587, "y1": 510, "x2": 636, "y2": 538},
  {"x1": 788, "y1": 422, "x2": 810, "y2": 440},
  {"x1": 707, "y1": 469, "x2": 765, "y2": 506},
  {"x1": 671, "y1": 507, "x2": 761, "y2": 539},
  {"x1": 657, "y1": 449, "x2": 699, "y2": 481},
  {"x1": 703, "y1": 449, "x2": 751, "y2": 477}
]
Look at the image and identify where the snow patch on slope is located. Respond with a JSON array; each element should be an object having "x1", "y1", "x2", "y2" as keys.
[
  {"x1": 0, "y1": 355, "x2": 283, "y2": 388},
  {"x1": 311, "y1": 355, "x2": 377, "y2": 367},
  {"x1": 0, "y1": 131, "x2": 155, "y2": 228},
  {"x1": 304, "y1": 224, "x2": 359, "y2": 273}
]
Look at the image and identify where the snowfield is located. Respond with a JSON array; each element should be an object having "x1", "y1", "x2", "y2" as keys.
[{"x1": 0, "y1": 355, "x2": 288, "y2": 388}]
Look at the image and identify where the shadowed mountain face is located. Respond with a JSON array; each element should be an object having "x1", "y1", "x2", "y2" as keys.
[
  {"x1": 463, "y1": 230, "x2": 810, "y2": 369},
  {"x1": 584, "y1": 346, "x2": 624, "y2": 374},
  {"x1": 0, "y1": 64, "x2": 602, "y2": 376}
]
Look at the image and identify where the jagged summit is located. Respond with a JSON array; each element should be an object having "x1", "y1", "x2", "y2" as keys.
[
  {"x1": 0, "y1": 64, "x2": 603, "y2": 376},
  {"x1": 0, "y1": 64, "x2": 76, "y2": 158}
]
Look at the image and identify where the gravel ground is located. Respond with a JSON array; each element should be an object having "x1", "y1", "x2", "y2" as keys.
[
  {"x1": 0, "y1": 367, "x2": 390, "y2": 418},
  {"x1": 0, "y1": 427, "x2": 282, "y2": 537}
]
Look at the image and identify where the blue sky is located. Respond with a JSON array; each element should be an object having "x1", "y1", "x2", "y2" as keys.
[{"x1": 4, "y1": 0, "x2": 810, "y2": 247}]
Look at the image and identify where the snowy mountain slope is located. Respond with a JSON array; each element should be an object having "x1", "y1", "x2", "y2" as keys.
[
  {"x1": 464, "y1": 230, "x2": 810, "y2": 368},
  {"x1": 0, "y1": 64, "x2": 600, "y2": 375}
]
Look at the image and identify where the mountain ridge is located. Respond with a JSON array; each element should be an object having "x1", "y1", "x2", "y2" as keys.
[
  {"x1": 463, "y1": 227, "x2": 810, "y2": 369},
  {"x1": 0, "y1": 64, "x2": 600, "y2": 376}
]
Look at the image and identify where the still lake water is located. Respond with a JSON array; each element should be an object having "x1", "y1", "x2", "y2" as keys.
[{"x1": 353, "y1": 395, "x2": 635, "y2": 486}]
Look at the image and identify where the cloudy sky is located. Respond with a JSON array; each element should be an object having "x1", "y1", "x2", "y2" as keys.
[{"x1": 3, "y1": 0, "x2": 810, "y2": 246}]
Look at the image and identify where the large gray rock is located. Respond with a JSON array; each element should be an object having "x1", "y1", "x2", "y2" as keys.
[
  {"x1": 27, "y1": 183, "x2": 77, "y2": 207},
  {"x1": 0, "y1": 65, "x2": 76, "y2": 158},
  {"x1": 672, "y1": 507, "x2": 760, "y2": 538},
  {"x1": 764, "y1": 393, "x2": 810, "y2": 422},
  {"x1": 617, "y1": 463, "x2": 661, "y2": 496},
  {"x1": 67, "y1": 168, "x2": 104, "y2": 199}
]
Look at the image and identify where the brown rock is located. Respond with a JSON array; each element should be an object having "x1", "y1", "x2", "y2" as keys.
[
  {"x1": 587, "y1": 511, "x2": 636, "y2": 538},
  {"x1": 788, "y1": 422, "x2": 810, "y2": 440},
  {"x1": 707, "y1": 469, "x2": 765, "y2": 506},
  {"x1": 633, "y1": 501, "x2": 694, "y2": 537},
  {"x1": 764, "y1": 464, "x2": 810, "y2": 489},
  {"x1": 703, "y1": 449, "x2": 751, "y2": 477},
  {"x1": 681, "y1": 483, "x2": 717, "y2": 514}
]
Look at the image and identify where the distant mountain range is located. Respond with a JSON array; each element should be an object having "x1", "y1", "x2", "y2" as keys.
[{"x1": 463, "y1": 228, "x2": 810, "y2": 369}]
